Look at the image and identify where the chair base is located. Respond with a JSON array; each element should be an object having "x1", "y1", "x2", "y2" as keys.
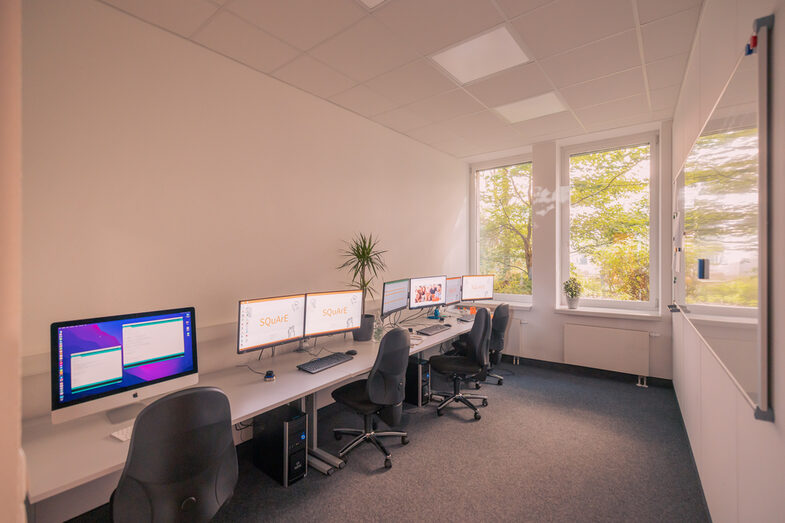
[
  {"x1": 430, "y1": 374, "x2": 488, "y2": 420},
  {"x1": 333, "y1": 414, "x2": 407, "y2": 468}
]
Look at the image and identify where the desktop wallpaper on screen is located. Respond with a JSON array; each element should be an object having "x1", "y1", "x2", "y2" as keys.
[{"x1": 55, "y1": 310, "x2": 195, "y2": 407}]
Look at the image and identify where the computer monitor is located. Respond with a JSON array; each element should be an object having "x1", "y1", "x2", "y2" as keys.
[
  {"x1": 445, "y1": 277, "x2": 462, "y2": 305},
  {"x1": 304, "y1": 290, "x2": 363, "y2": 337},
  {"x1": 461, "y1": 274, "x2": 495, "y2": 301},
  {"x1": 237, "y1": 294, "x2": 306, "y2": 353},
  {"x1": 381, "y1": 279, "x2": 409, "y2": 318},
  {"x1": 409, "y1": 275, "x2": 446, "y2": 309},
  {"x1": 51, "y1": 307, "x2": 198, "y2": 424}
]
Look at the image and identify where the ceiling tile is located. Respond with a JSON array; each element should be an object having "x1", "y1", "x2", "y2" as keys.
[
  {"x1": 495, "y1": 0, "x2": 555, "y2": 19},
  {"x1": 575, "y1": 93, "x2": 649, "y2": 126},
  {"x1": 365, "y1": 60, "x2": 456, "y2": 106},
  {"x1": 329, "y1": 84, "x2": 397, "y2": 117},
  {"x1": 404, "y1": 89, "x2": 485, "y2": 123},
  {"x1": 560, "y1": 67, "x2": 646, "y2": 109},
  {"x1": 510, "y1": 0, "x2": 635, "y2": 59},
  {"x1": 645, "y1": 53, "x2": 688, "y2": 90},
  {"x1": 495, "y1": 92, "x2": 566, "y2": 123},
  {"x1": 102, "y1": 0, "x2": 219, "y2": 37},
  {"x1": 539, "y1": 30, "x2": 640, "y2": 87},
  {"x1": 309, "y1": 17, "x2": 419, "y2": 82},
  {"x1": 372, "y1": 107, "x2": 433, "y2": 132},
  {"x1": 583, "y1": 112, "x2": 656, "y2": 132},
  {"x1": 641, "y1": 7, "x2": 700, "y2": 62},
  {"x1": 226, "y1": 0, "x2": 366, "y2": 51},
  {"x1": 512, "y1": 110, "x2": 583, "y2": 138},
  {"x1": 637, "y1": 0, "x2": 702, "y2": 24},
  {"x1": 405, "y1": 121, "x2": 463, "y2": 145},
  {"x1": 650, "y1": 85, "x2": 679, "y2": 112},
  {"x1": 192, "y1": 11, "x2": 300, "y2": 72},
  {"x1": 373, "y1": 0, "x2": 503, "y2": 55},
  {"x1": 448, "y1": 110, "x2": 514, "y2": 139},
  {"x1": 272, "y1": 55, "x2": 356, "y2": 98},
  {"x1": 464, "y1": 62, "x2": 551, "y2": 107}
]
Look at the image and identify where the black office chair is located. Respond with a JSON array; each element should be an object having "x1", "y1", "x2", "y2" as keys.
[
  {"x1": 486, "y1": 304, "x2": 510, "y2": 385},
  {"x1": 332, "y1": 328, "x2": 410, "y2": 469},
  {"x1": 110, "y1": 387, "x2": 238, "y2": 523},
  {"x1": 429, "y1": 307, "x2": 490, "y2": 420}
]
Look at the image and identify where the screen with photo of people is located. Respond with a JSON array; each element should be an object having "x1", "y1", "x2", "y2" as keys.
[{"x1": 409, "y1": 275, "x2": 447, "y2": 309}]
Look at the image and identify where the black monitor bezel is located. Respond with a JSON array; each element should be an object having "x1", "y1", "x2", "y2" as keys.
[
  {"x1": 461, "y1": 274, "x2": 495, "y2": 301},
  {"x1": 444, "y1": 276, "x2": 462, "y2": 305},
  {"x1": 303, "y1": 289, "x2": 363, "y2": 338},
  {"x1": 408, "y1": 275, "x2": 447, "y2": 310},
  {"x1": 50, "y1": 306, "x2": 198, "y2": 412},
  {"x1": 380, "y1": 278, "x2": 410, "y2": 318},
  {"x1": 237, "y1": 293, "x2": 306, "y2": 354}
]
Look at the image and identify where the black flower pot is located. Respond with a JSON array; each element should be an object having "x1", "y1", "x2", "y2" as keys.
[{"x1": 352, "y1": 314, "x2": 375, "y2": 342}]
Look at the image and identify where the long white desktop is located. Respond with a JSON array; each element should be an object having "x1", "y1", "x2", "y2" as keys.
[{"x1": 23, "y1": 318, "x2": 473, "y2": 522}]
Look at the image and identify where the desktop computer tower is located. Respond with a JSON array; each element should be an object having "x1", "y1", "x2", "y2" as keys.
[
  {"x1": 252, "y1": 405, "x2": 308, "y2": 487},
  {"x1": 405, "y1": 356, "x2": 430, "y2": 407}
]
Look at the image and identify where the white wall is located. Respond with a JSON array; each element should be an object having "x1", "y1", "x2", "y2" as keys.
[
  {"x1": 501, "y1": 123, "x2": 674, "y2": 380},
  {"x1": 671, "y1": 0, "x2": 785, "y2": 521},
  {"x1": 1, "y1": 0, "x2": 25, "y2": 519},
  {"x1": 21, "y1": 0, "x2": 468, "y2": 417}
]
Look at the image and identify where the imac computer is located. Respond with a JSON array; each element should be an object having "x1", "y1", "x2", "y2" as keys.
[
  {"x1": 381, "y1": 279, "x2": 409, "y2": 318},
  {"x1": 461, "y1": 274, "x2": 495, "y2": 301},
  {"x1": 304, "y1": 290, "x2": 363, "y2": 337},
  {"x1": 238, "y1": 294, "x2": 306, "y2": 353},
  {"x1": 445, "y1": 277, "x2": 462, "y2": 306},
  {"x1": 409, "y1": 275, "x2": 446, "y2": 309},
  {"x1": 51, "y1": 307, "x2": 198, "y2": 424}
]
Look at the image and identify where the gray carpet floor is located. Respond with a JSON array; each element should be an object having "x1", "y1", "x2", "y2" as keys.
[{"x1": 70, "y1": 362, "x2": 709, "y2": 522}]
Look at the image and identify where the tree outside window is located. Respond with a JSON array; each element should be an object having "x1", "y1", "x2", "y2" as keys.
[{"x1": 476, "y1": 162, "x2": 533, "y2": 297}]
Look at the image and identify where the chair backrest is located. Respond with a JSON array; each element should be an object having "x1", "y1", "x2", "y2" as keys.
[
  {"x1": 490, "y1": 304, "x2": 510, "y2": 354},
  {"x1": 112, "y1": 387, "x2": 238, "y2": 523},
  {"x1": 367, "y1": 328, "x2": 410, "y2": 426},
  {"x1": 468, "y1": 307, "x2": 491, "y2": 369}
]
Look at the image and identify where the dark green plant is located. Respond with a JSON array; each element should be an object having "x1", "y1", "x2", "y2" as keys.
[
  {"x1": 338, "y1": 233, "x2": 387, "y2": 314},
  {"x1": 563, "y1": 277, "x2": 582, "y2": 299}
]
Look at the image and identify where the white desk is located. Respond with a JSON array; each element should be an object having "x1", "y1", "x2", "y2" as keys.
[{"x1": 23, "y1": 319, "x2": 471, "y2": 519}]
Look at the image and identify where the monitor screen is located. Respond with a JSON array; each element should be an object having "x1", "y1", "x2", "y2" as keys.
[
  {"x1": 304, "y1": 290, "x2": 363, "y2": 337},
  {"x1": 462, "y1": 274, "x2": 495, "y2": 301},
  {"x1": 381, "y1": 279, "x2": 409, "y2": 317},
  {"x1": 238, "y1": 294, "x2": 305, "y2": 353},
  {"x1": 409, "y1": 275, "x2": 446, "y2": 309},
  {"x1": 445, "y1": 277, "x2": 462, "y2": 305},
  {"x1": 51, "y1": 307, "x2": 197, "y2": 413}
]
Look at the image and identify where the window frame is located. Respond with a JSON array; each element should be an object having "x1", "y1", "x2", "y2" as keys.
[
  {"x1": 558, "y1": 132, "x2": 660, "y2": 311},
  {"x1": 470, "y1": 153, "x2": 534, "y2": 304}
]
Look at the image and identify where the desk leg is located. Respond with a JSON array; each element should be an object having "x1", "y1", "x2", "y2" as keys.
[{"x1": 305, "y1": 394, "x2": 345, "y2": 472}]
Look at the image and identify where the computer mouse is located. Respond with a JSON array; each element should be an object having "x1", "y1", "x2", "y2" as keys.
[
  {"x1": 345, "y1": 349, "x2": 357, "y2": 356},
  {"x1": 264, "y1": 370, "x2": 275, "y2": 382}
]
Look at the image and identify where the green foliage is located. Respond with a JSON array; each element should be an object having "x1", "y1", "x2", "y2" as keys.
[
  {"x1": 337, "y1": 233, "x2": 387, "y2": 312},
  {"x1": 563, "y1": 277, "x2": 582, "y2": 298},
  {"x1": 477, "y1": 163, "x2": 533, "y2": 295},
  {"x1": 569, "y1": 144, "x2": 650, "y2": 301}
]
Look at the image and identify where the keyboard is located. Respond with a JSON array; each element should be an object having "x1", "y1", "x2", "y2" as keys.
[
  {"x1": 111, "y1": 423, "x2": 134, "y2": 442},
  {"x1": 417, "y1": 324, "x2": 451, "y2": 336},
  {"x1": 297, "y1": 352, "x2": 353, "y2": 374},
  {"x1": 456, "y1": 315, "x2": 474, "y2": 323}
]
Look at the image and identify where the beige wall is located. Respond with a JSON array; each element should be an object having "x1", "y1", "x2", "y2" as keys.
[
  {"x1": 671, "y1": 0, "x2": 785, "y2": 520},
  {"x1": 21, "y1": 0, "x2": 468, "y2": 412},
  {"x1": 1, "y1": 0, "x2": 25, "y2": 518}
]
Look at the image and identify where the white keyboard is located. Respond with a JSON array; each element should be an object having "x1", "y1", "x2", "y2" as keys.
[{"x1": 111, "y1": 423, "x2": 134, "y2": 442}]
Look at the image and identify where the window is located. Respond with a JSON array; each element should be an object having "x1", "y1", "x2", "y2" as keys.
[
  {"x1": 561, "y1": 134, "x2": 659, "y2": 309},
  {"x1": 474, "y1": 160, "x2": 533, "y2": 300}
]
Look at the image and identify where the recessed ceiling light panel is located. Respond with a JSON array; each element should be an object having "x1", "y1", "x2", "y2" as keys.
[
  {"x1": 431, "y1": 26, "x2": 530, "y2": 84},
  {"x1": 494, "y1": 92, "x2": 566, "y2": 123}
]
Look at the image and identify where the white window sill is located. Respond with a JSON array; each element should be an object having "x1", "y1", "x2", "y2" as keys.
[
  {"x1": 554, "y1": 306, "x2": 661, "y2": 321},
  {"x1": 454, "y1": 301, "x2": 532, "y2": 312}
]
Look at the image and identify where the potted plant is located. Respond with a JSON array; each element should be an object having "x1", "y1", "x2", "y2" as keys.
[
  {"x1": 563, "y1": 277, "x2": 582, "y2": 309},
  {"x1": 338, "y1": 233, "x2": 387, "y2": 341}
]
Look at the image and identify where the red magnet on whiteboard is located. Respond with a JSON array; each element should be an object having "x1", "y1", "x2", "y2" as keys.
[{"x1": 750, "y1": 34, "x2": 758, "y2": 49}]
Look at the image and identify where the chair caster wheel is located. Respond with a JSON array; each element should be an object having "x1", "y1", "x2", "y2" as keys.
[
  {"x1": 437, "y1": 409, "x2": 444, "y2": 416},
  {"x1": 474, "y1": 383, "x2": 481, "y2": 389},
  {"x1": 474, "y1": 412, "x2": 481, "y2": 420},
  {"x1": 384, "y1": 458, "x2": 392, "y2": 469},
  {"x1": 497, "y1": 379, "x2": 503, "y2": 386},
  {"x1": 481, "y1": 399, "x2": 488, "y2": 407},
  {"x1": 334, "y1": 433, "x2": 342, "y2": 440},
  {"x1": 401, "y1": 436, "x2": 409, "y2": 445}
]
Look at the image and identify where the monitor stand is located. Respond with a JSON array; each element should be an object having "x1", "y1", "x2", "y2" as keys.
[{"x1": 106, "y1": 402, "x2": 145, "y2": 424}]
